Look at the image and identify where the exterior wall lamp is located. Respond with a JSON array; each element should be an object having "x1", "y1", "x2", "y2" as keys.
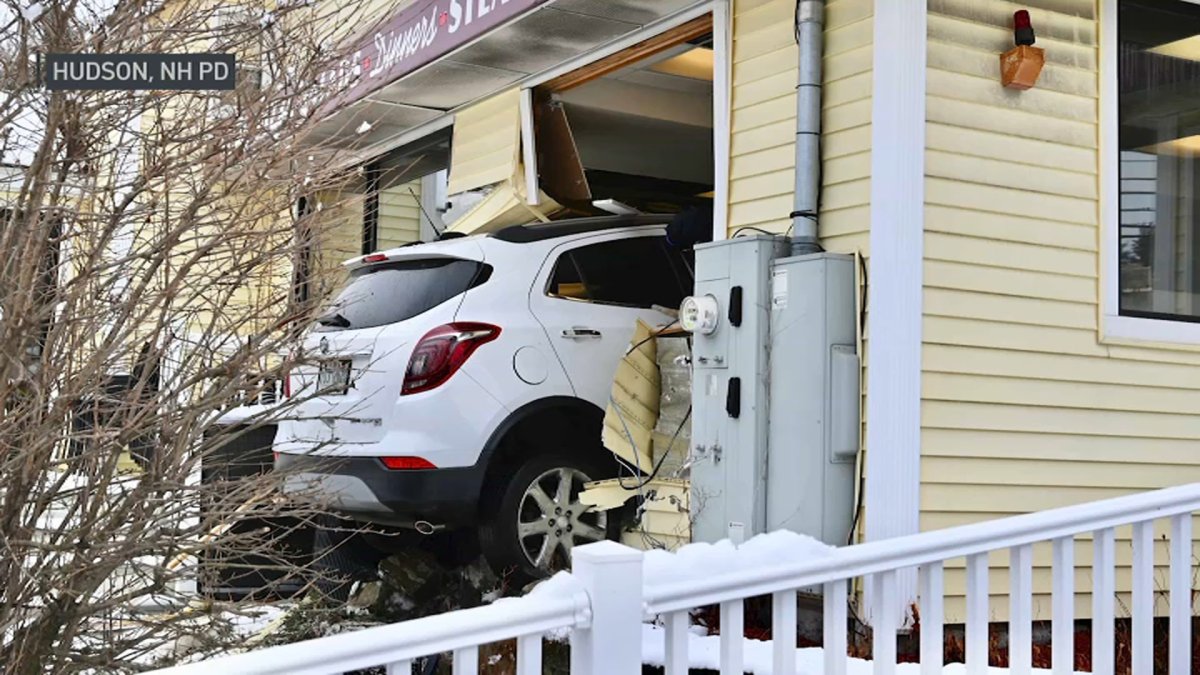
[{"x1": 1000, "y1": 10, "x2": 1045, "y2": 90}]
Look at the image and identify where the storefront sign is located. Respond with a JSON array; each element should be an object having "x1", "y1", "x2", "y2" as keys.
[{"x1": 319, "y1": 0, "x2": 551, "y2": 113}]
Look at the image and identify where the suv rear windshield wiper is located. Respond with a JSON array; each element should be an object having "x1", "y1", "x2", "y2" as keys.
[{"x1": 317, "y1": 312, "x2": 351, "y2": 328}]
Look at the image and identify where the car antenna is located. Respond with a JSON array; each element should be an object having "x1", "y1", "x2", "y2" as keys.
[{"x1": 409, "y1": 186, "x2": 444, "y2": 239}]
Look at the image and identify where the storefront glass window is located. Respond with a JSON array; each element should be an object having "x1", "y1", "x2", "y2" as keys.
[{"x1": 1119, "y1": 0, "x2": 1200, "y2": 321}]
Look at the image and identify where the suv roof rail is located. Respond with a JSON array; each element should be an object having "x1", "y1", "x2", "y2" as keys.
[{"x1": 489, "y1": 214, "x2": 672, "y2": 244}]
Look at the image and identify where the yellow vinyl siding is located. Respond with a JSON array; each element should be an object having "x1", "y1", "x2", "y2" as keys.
[
  {"x1": 377, "y1": 179, "x2": 422, "y2": 251},
  {"x1": 727, "y1": 0, "x2": 871, "y2": 254},
  {"x1": 921, "y1": 0, "x2": 1200, "y2": 623},
  {"x1": 310, "y1": 186, "x2": 364, "y2": 295},
  {"x1": 446, "y1": 89, "x2": 521, "y2": 196}
]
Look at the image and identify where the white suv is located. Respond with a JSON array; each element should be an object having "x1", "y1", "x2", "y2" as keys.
[{"x1": 275, "y1": 214, "x2": 693, "y2": 580}]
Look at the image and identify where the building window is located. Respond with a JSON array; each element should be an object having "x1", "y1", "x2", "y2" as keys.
[{"x1": 1118, "y1": 0, "x2": 1200, "y2": 322}]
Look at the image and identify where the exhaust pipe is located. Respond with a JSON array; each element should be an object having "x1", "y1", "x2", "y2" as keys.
[{"x1": 413, "y1": 520, "x2": 440, "y2": 535}]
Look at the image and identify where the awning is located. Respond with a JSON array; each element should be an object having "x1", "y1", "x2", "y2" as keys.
[{"x1": 306, "y1": 0, "x2": 708, "y2": 159}]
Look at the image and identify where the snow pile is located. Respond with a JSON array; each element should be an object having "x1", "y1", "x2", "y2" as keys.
[
  {"x1": 526, "y1": 571, "x2": 583, "y2": 600},
  {"x1": 643, "y1": 530, "x2": 836, "y2": 589}
]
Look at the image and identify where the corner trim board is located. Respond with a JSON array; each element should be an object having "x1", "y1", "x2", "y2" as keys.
[
  {"x1": 863, "y1": 0, "x2": 927, "y2": 624},
  {"x1": 712, "y1": 0, "x2": 732, "y2": 241}
]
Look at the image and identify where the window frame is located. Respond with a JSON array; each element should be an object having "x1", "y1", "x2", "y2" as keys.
[
  {"x1": 1102, "y1": 0, "x2": 1200, "y2": 345},
  {"x1": 542, "y1": 231, "x2": 688, "y2": 310}
]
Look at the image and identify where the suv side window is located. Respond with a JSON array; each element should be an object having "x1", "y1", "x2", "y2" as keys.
[{"x1": 548, "y1": 236, "x2": 688, "y2": 309}]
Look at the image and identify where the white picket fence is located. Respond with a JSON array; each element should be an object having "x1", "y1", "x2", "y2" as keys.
[{"x1": 149, "y1": 482, "x2": 1200, "y2": 675}]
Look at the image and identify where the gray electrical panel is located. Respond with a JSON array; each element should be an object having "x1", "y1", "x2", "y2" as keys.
[
  {"x1": 765, "y1": 253, "x2": 859, "y2": 545},
  {"x1": 688, "y1": 240, "x2": 859, "y2": 548},
  {"x1": 689, "y1": 235, "x2": 789, "y2": 543}
]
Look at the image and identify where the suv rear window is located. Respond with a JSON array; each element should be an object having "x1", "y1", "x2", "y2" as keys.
[{"x1": 314, "y1": 258, "x2": 488, "y2": 332}]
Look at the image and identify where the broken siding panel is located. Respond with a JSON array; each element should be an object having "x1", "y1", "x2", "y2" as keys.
[
  {"x1": 446, "y1": 88, "x2": 521, "y2": 195},
  {"x1": 727, "y1": 0, "x2": 871, "y2": 242}
]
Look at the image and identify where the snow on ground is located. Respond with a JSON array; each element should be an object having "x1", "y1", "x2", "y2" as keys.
[{"x1": 641, "y1": 623, "x2": 1088, "y2": 675}]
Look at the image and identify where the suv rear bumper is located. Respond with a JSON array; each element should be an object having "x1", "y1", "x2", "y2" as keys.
[{"x1": 275, "y1": 452, "x2": 486, "y2": 528}]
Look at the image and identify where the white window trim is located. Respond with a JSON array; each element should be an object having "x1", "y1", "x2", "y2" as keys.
[
  {"x1": 519, "y1": 88, "x2": 540, "y2": 207},
  {"x1": 1100, "y1": 0, "x2": 1200, "y2": 346},
  {"x1": 712, "y1": 0, "x2": 732, "y2": 241}
]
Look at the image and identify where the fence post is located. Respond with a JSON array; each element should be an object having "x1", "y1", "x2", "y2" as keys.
[{"x1": 570, "y1": 540, "x2": 644, "y2": 675}]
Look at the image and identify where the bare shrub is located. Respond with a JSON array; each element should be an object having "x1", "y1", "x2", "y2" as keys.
[{"x1": 0, "y1": 0, "x2": 381, "y2": 670}]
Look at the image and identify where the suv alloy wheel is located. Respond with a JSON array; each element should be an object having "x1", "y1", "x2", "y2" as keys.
[{"x1": 480, "y1": 453, "x2": 614, "y2": 583}]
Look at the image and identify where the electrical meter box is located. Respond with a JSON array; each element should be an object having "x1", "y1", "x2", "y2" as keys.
[
  {"x1": 689, "y1": 235, "x2": 789, "y2": 543},
  {"x1": 765, "y1": 253, "x2": 859, "y2": 545},
  {"x1": 688, "y1": 239, "x2": 859, "y2": 548}
]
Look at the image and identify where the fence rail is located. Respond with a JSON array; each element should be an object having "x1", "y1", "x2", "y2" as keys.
[
  {"x1": 148, "y1": 482, "x2": 1200, "y2": 675},
  {"x1": 148, "y1": 574, "x2": 591, "y2": 675}
]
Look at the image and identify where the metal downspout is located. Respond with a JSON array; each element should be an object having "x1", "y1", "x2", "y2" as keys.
[{"x1": 790, "y1": 0, "x2": 824, "y2": 255}]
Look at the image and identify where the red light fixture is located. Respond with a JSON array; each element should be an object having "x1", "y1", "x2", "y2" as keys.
[
  {"x1": 362, "y1": 253, "x2": 388, "y2": 263},
  {"x1": 1013, "y1": 10, "x2": 1035, "y2": 45},
  {"x1": 380, "y1": 456, "x2": 436, "y2": 470},
  {"x1": 1000, "y1": 9, "x2": 1044, "y2": 90},
  {"x1": 401, "y1": 322, "x2": 501, "y2": 395}
]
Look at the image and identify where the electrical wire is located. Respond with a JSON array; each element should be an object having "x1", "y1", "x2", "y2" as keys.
[
  {"x1": 845, "y1": 251, "x2": 868, "y2": 546},
  {"x1": 606, "y1": 320, "x2": 693, "y2": 492},
  {"x1": 724, "y1": 224, "x2": 772, "y2": 237},
  {"x1": 616, "y1": 407, "x2": 691, "y2": 492},
  {"x1": 624, "y1": 319, "x2": 680, "y2": 357},
  {"x1": 408, "y1": 186, "x2": 443, "y2": 238},
  {"x1": 603, "y1": 320, "x2": 683, "y2": 523},
  {"x1": 793, "y1": 0, "x2": 803, "y2": 43}
]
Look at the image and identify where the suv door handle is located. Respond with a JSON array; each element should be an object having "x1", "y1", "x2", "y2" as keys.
[{"x1": 561, "y1": 327, "x2": 602, "y2": 339}]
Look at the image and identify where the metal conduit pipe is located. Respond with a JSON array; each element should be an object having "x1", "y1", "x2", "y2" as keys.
[{"x1": 790, "y1": 0, "x2": 824, "y2": 255}]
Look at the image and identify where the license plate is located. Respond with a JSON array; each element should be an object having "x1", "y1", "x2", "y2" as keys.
[{"x1": 317, "y1": 360, "x2": 352, "y2": 394}]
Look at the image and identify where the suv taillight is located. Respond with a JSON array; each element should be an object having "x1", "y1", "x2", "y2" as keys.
[{"x1": 401, "y1": 322, "x2": 501, "y2": 395}]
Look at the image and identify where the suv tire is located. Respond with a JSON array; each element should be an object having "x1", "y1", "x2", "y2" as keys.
[{"x1": 480, "y1": 453, "x2": 618, "y2": 585}]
